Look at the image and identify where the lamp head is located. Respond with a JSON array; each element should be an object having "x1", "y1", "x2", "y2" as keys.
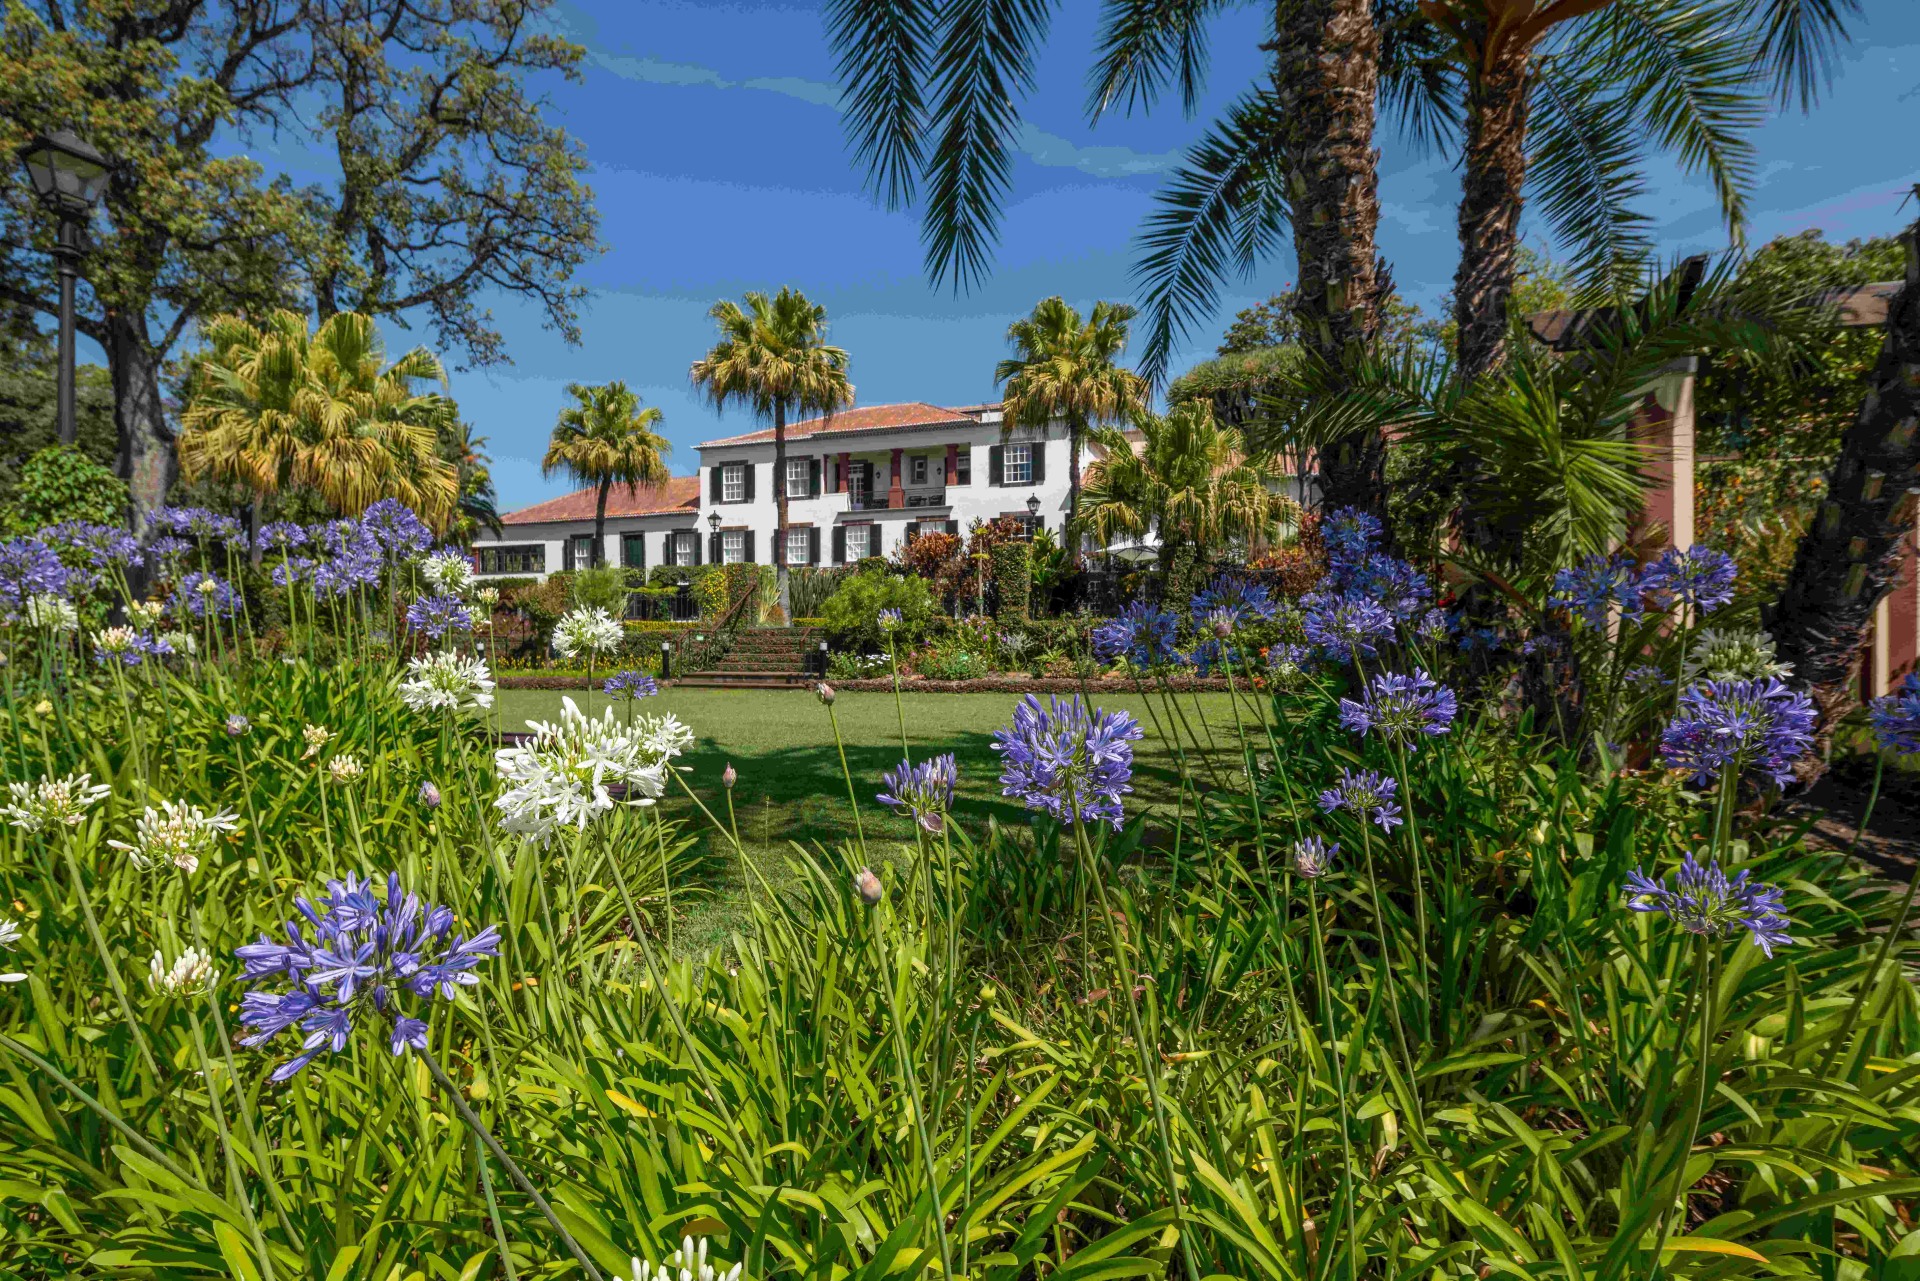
[{"x1": 18, "y1": 128, "x2": 109, "y2": 217}]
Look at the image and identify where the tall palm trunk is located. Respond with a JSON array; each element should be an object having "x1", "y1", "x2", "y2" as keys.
[
  {"x1": 1066, "y1": 412, "x2": 1084, "y2": 567},
  {"x1": 1452, "y1": 46, "x2": 1531, "y2": 383},
  {"x1": 594, "y1": 478, "x2": 611, "y2": 568},
  {"x1": 1769, "y1": 214, "x2": 1920, "y2": 774},
  {"x1": 773, "y1": 401, "x2": 791, "y2": 623},
  {"x1": 1272, "y1": 0, "x2": 1386, "y2": 515}
]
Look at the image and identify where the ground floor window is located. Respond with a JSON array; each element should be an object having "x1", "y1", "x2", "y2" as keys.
[
  {"x1": 673, "y1": 532, "x2": 697, "y2": 566},
  {"x1": 567, "y1": 535, "x2": 595, "y2": 570},
  {"x1": 476, "y1": 544, "x2": 544, "y2": 575},
  {"x1": 722, "y1": 530, "x2": 746, "y2": 563},
  {"x1": 786, "y1": 526, "x2": 810, "y2": 565},
  {"x1": 845, "y1": 523, "x2": 872, "y2": 561}
]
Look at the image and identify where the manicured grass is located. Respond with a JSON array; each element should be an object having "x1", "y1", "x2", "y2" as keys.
[{"x1": 494, "y1": 685, "x2": 1250, "y2": 951}]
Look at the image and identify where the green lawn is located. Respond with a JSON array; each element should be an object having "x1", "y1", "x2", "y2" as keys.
[{"x1": 494, "y1": 686, "x2": 1248, "y2": 951}]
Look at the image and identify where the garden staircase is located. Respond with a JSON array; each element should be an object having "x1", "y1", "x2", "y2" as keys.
[{"x1": 676, "y1": 626, "x2": 826, "y2": 689}]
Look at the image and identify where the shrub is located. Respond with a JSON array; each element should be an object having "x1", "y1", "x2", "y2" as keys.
[
  {"x1": 789, "y1": 567, "x2": 848, "y2": 618},
  {"x1": 910, "y1": 642, "x2": 990, "y2": 681},
  {"x1": 566, "y1": 564, "x2": 629, "y2": 613},
  {"x1": 989, "y1": 542, "x2": 1031, "y2": 619},
  {"x1": 6, "y1": 444, "x2": 127, "y2": 534},
  {"x1": 820, "y1": 572, "x2": 936, "y2": 649}
]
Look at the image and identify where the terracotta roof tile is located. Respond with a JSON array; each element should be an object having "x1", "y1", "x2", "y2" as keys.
[
  {"x1": 501, "y1": 475, "x2": 700, "y2": 526},
  {"x1": 701, "y1": 401, "x2": 975, "y2": 447}
]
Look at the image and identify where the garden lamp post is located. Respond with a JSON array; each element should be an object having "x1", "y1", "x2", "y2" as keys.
[
  {"x1": 1025, "y1": 492, "x2": 1041, "y2": 536},
  {"x1": 16, "y1": 128, "x2": 110, "y2": 447}
]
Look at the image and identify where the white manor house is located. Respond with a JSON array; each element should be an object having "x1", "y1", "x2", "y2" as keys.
[{"x1": 474, "y1": 401, "x2": 1135, "y2": 578}]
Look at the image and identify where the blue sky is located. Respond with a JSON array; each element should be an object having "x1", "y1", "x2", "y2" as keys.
[{"x1": 249, "y1": 2, "x2": 1920, "y2": 509}]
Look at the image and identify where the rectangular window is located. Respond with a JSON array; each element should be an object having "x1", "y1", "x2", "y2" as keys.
[
  {"x1": 845, "y1": 523, "x2": 871, "y2": 561},
  {"x1": 722, "y1": 462, "x2": 746, "y2": 503},
  {"x1": 476, "y1": 544, "x2": 545, "y2": 575},
  {"x1": 621, "y1": 534, "x2": 646, "y2": 568},
  {"x1": 847, "y1": 463, "x2": 868, "y2": 500},
  {"x1": 673, "y1": 533, "x2": 696, "y2": 566},
  {"x1": 954, "y1": 448, "x2": 971, "y2": 485},
  {"x1": 722, "y1": 530, "x2": 746, "y2": 564},
  {"x1": 786, "y1": 526, "x2": 810, "y2": 565},
  {"x1": 568, "y1": 535, "x2": 595, "y2": 571},
  {"x1": 786, "y1": 457, "x2": 810, "y2": 498},
  {"x1": 1003, "y1": 443, "x2": 1032, "y2": 485},
  {"x1": 910, "y1": 456, "x2": 928, "y2": 485}
]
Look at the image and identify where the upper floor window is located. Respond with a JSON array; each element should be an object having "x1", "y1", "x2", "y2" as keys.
[
  {"x1": 786, "y1": 457, "x2": 811, "y2": 499},
  {"x1": 476, "y1": 544, "x2": 544, "y2": 575},
  {"x1": 910, "y1": 456, "x2": 928, "y2": 486},
  {"x1": 954, "y1": 448, "x2": 971, "y2": 485},
  {"x1": 722, "y1": 530, "x2": 746, "y2": 563},
  {"x1": 1003, "y1": 443, "x2": 1032, "y2": 486},
  {"x1": 722, "y1": 462, "x2": 747, "y2": 503}
]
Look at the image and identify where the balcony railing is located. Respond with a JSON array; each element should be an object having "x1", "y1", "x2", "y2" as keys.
[{"x1": 846, "y1": 488, "x2": 948, "y2": 512}]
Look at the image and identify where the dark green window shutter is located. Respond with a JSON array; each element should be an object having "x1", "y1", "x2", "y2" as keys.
[
  {"x1": 623, "y1": 534, "x2": 646, "y2": 568},
  {"x1": 832, "y1": 526, "x2": 846, "y2": 564},
  {"x1": 808, "y1": 527, "x2": 821, "y2": 564},
  {"x1": 945, "y1": 519, "x2": 958, "y2": 536},
  {"x1": 743, "y1": 464, "x2": 756, "y2": 502},
  {"x1": 744, "y1": 531, "x2": 756, "y2": 563},
  {"x1": 709, "y1": 466, "x2": 722, "y2": 502},
  {"x1": 809, "y1": 458, "x2": 822, "y2": 496},
  {"x1": 1029, "y1": 442, "x2": 1046, "y2": 485},
  {"x1": 989, "y1": 445, "x2": 1003, "y2": 486}
]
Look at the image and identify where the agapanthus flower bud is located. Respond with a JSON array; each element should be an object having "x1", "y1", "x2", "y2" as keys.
[
  {"x1": 327, "y1": 754, "x2": 365, "y2": 784},
  {"x1": 722, "y1": 763, "x2": 736, "y2": 790},
  {"x1": 816, "y1": 682, "x2": 836, "y2": 706},
  {"x1": 225, "y1": 713, "x2": 250, "y2": 738},
  {"x1": 1291, "y1": 836, "x2": 1337, "y2": 879},
  {"x1": 854, "y1": 867, "x2": 883, "y2": 905},
  {"x1": 418, "y1": 780, "x2": 442, "y2": 810}
]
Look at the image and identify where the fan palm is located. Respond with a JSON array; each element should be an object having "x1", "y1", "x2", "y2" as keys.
[
  {"x1": 691, "y1": 288, "x2": 853, "y2": 619},
  {"x1": 542, "y1": 382, "x2": 670, "y2": 568},
  {"x1": 995, "y1": 297, "x2": 1148, "y2": 558},
  {"x1": 1081, "y1": 400, "x2": 1287, "y2": 576},
  {"x1": 180, "y1": 310, "x2": 460, "y2": 531}
]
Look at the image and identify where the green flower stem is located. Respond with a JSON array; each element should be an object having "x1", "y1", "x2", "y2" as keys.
[
  {"x1": 473, "y1": 1130, "x2": 523, "y2": 1281},
  {"x1": 1068, "y1": 813, "x2": 1203, "y2": 1281},
  {"x1": 414, "y1": 1040, "x2": 609, "y2": 1281},
  {"x1": 867, "y1": 910, "x2": 954, "y2": 1281},
  {"x1": 186, "y1": 1007, "x2": 278, "y2": 1280},
  {"x1": 824, "y1": 699, "x2": 868, "y2": 856},
  {"x1": 1305, "y1": 879, "x2": 1360, "y2": 1281},
  {"x1": 1843, "y1": 754, "x2": 1884, "y2": 861},
  {"x1": 60, "y1": 834, "x2": 164, "y2": 1082},
  {"x1": 1646, "y1": 937, "x2": 1715, "y2": 1280},
  {"x1": 1355, "y1": 819, "x2": 1422, "y2": 1123}
]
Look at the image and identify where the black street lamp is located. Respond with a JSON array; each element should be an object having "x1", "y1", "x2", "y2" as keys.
[
  {"x1": 1024, "y1": 492, "x2": 1041, "y2": 534},
  {"x1": 17, "y1": 128, "x2": 109, "y2": 447}
]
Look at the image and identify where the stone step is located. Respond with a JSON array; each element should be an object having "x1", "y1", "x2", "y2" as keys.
[{"x1": 675, "y1": 671, "x2": 819, "y2": 689}]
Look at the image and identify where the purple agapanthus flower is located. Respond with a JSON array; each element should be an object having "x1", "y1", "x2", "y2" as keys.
[
  {"x1": 1317, "y1": 767, "x2": 1403, "y2": 833},
  {"x1": 1190, "y1": 574, "x2": 1277, "y2": 632},
  {"x1": 93, "y1": 630, "x2": 175, "y2": 667},
  {"x1": 255, "y1": 522, "x2": 309, "y2": 553},
  {"x1": 1624, "y1": 854, "x2": 1792, "y2": 956},
  {"x1": 991, "y1": 694, "x2": 1143, "y2": 832},
  {"x1": 1187, "y1": 638, "x2": 1243, "y2": 677},
  {"x1": 1638, "y1": 546, "x2": 1737, "y2": 614},
  {"x1": 0, "y1": 538, "x2": 68, "y2": 609},
  {"x1": 358, "y1": 500, "x2": 433, "y2": 557},
  {"x1": 405, "y1": 594, "x2": 472, "y2": 639},
  {"x1": 272, "y1": 556, "x2": 316, "y2": 589},
  {"x1": 1338, "y1": 668, "x2": 1457, "y2": 748},
  {"x1": 1302, "y1": 590, "x2": 1396, "y2": 660},
  {"x1": 1337, "y1": 553, "x2": 1431, "y2": 622},
  {"x1": 43, "y1": 521, "x2": 141, "y2": 572},
  {"x1": 1291, "y1": 835, "x2": 1337, "y2": 879},
  {"x1": 178, "y1": 571, "x2": 242, "y2": 618},
  {"x1": 160, "y1": 507, "x2": 244, "y2": 544},
  {"x1": 1322, "y1": 508, "x2": 1383, "y2": 570},
  {"x1": 234, "y1": 872, "x2": 500, "y2": 1082},
  {"x1": 1412, "y1": 608, "x2": 1455, "y2": 645},
  {"x1": 1625, "y1": 664, "x2": 1672, "y2": 692},
  {"x1": 1870, "y1": 673, "x2": 1920, "y2": 757},
  {"x1": 1092, "y1": 601, "x2": 1185, "y2": 668},
  {"x1": 603, "y1": 670, "x2": 659, "y2": 701},
  {"x1": 1551, "y1": 553, "x2": 1642, "y2": 628},
  {"x1": 1460, "y1": 626, "x2": 1503, "y2": 653},
  {"x1": 877, "y1": 753, "x2": 959, "y2": 834},
  {"x1": 146, "y1": 536, "x2": 192, "y2": 567},
  {"x1": 1660, "y1": 676, "x2": 1816, "y2": 787}
]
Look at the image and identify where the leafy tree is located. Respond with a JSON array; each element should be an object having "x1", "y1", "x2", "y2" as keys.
[
  {"x1": 5, "y1": 444, "x2": 125, "y2": 535},
  {"x1": 0, "y1": 319, "x2": 113, "y2": 513},
  {"x1": 441, "y1": 419, "x2": 503, "y2": 543},
  {"x1": 541, "y1": 382, "x2": 670, "y2": 568},
  {"x1": 994, "y1": 297, "x2": 1147, "y2": 559},
  {"x1": 691, "y1": 288, "x2": 854, "y2": 621},
  {"x1": 1217, "y1": 289, "x2": 1435, "y2": 357},
  {"x1": 179, "y1": 310, "x2": 461, "y2": 532},
  {"x1": 1081, "y1": 401, "x2": 1288, "y2": 577},
  {"x1": 0, "y1": 0, "x2": 598, "y2": 537}
]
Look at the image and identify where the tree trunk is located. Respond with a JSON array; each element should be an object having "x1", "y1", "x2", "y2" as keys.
[
  {"x1": 1768, "y1": 215, "x2": 1920, "y2": 776},
  {"x1": 1271, "y1": 0, "x2": 1385, "y2": 516},
  {"x1": 773, "y1": 401, "x2": 791, "y2": 624},
  {"x1": 1452, "y1": 45, "x2": 1531, "y2": 383},
  {"x1": 594, "y1": 479, "x2": 610, "y2": 568},
  {"x1": 1066, "y1": 413, "x2": 1083, "y2": 568},
  {"x1": 107, "y1": 308, "x2": 177, "y2": 548}
]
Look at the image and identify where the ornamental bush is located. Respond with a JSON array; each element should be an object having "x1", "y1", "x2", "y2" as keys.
[
  {"x1": 5, "y1": 445, "x2": 127, "y2": 534},
  {"x1": 989, "y1": 541, "x2": 1031, "y2": 619},
  {"x1": 819, "y1": 571, "x2": 935, "y2": 649}
]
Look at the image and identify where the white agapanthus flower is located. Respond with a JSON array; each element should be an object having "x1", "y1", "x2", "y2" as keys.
[
  {"x1": 328, "y1": 754, "x2": 366, "y2": 784},
  {"x1": 3, "y1": 772, "x2": 112, "y2": 832},
  {"x1": 619, "y1": 1236, "x2": 743, "y2": 1281},
  {"x1": 421, "y1": 551, "x2": 476, "y2": 595},
  {"x1": 147, "y1": 946, "x2": 218, "y2": 995},
  {"x1": 1684, "y1": 627, "x2": 1794, "y2": 683},
  {"x1": 25, "y1": 593, "x2": 78, "y2": 635},
  {"x1": 494, "y1": 697, "x2": 687, "y2": 844},
  {"x1": 168, "y1": 627, "x2": 199, "y2": 656},
  {"x1": 127, "y1": 599, "x2": 166, "y2": 628},
  {"x1": 475, "y1": 586, "x2": 500, "y2": 607},
  {"x1": 93, "y1": 625, "x2": 140, "y2": 658},
  {"x1": 302, "y1": 723, "x2": 334, "y2": 759},
  {"x1": 399, "y1": 651, "x2": 496, "y2": 714},
  {"x1": 553, "y1": 606, "x2": 623, "y2": 660},
  {"x1": 107, "y1": 800, "x2": 241, "y2": 875},
  {"x1": 0, "y1": 917, "x2": 23, "y2": 984}
]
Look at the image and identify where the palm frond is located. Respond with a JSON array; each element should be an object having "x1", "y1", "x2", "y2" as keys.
[
  {"x1": 1527, "y1": 62, "x2": 1655, "y2": 297},
  {"x1": 1750, "y1": 0, "x2": 1861, "y2": 109},
  {"x1": 1374, "y1": 0, "x2": 1460, "y2": 155},
  {"x1": 921, "y1": 0, "x2": 1058, "y2": 291},
  {"x1": 827, "y1": 0, "x2": 935, "y2": 209},
  {"x1": 1130, "y1": 88, "x2": 1289, "y2": 386},
  {"x1": 1086, "y1": 0, "x2": 1227, "y2": 121}
]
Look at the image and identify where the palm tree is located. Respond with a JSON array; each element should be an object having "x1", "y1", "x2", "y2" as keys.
[
  {"x1": 1081, "y1": 401, "x2": 1288, "y2": 577},
  {"x1": 180, "y1": 310, "x2": 460, "y2": 532},
  {"x1": 541, "y1": 382, "x2": 670, "y2": 568},
  {"x1": 442, "y1": 418, "x2": 504, "y2": 541},
  {"x1": 1769, "y1": 214, "x2": 1920, "y2": 761},
  {"x1": 995, "y1": 298, "x2": 1148, "y2": 560},
  {"x1": 691, "y1": 288, "x2": 853, "y2": 619}
]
